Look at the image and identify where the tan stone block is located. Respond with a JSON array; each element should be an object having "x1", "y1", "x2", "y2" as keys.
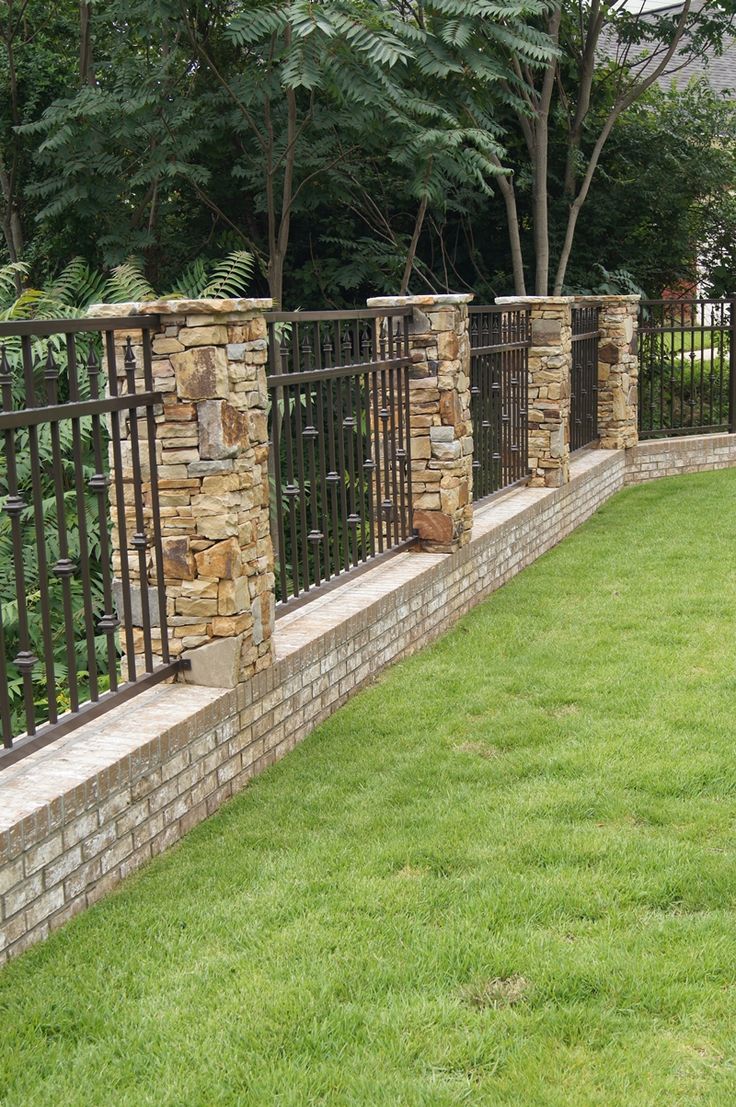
[
  {"x1": 198, "y1": 399, "x2": 249, "y2": 460},
  {"x1": 212, "y1": 613, "x2": 252, "y2": 637},
  {"x1": 437, "y1": 331, "x2": 459, "y2": 360},
  {"x1": 196, "y1": 515, "x2": 239, "y2": 539},
  {"x1": 411, "y1": 437, "x2": 431, "y2": 460},
  {"x1": 194, "y1": 537, "x2": 242, "y2": 579},
  {"x1": 439, "y1": 390, "x2": 462, "y2": 425},
  {"x1": 218, "y1": 576, "x2": 249, "y2": 615},
  {"x1": 176, "y1": 597, "x2": 218, "y2": 617},
  {"x1": 179, "y1": 579, "x2": 218, "y2": 599},
  {"x1": 413, "y1": 492, "x2": 441, "y2": 510},
  {"x1": 161, "y1": 536, "x2": 195, "y2": 580},
  {"x1": 152, "y1": 337, "x2": 184, "y2": 354},
  {"x1": 163, "y1": 402, "x2": 196, "y2": 421},
  {"x1": 413, "y1": 509, "x2": 453, "y2": 544},
  {"x1": 248, "y1": 411, "x2": 268, "y2": 444},
  {"x1": 201, "y1": 473, "x2": 242, "y2": 494},
  {"x1": 171, "y1": 346, "x2": 228, "y2": 400},
  {"x1": 178, "y1": 325, "x2": 228, "y2": 348}
]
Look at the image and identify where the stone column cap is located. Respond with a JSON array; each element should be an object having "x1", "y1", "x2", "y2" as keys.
[
  {"x1": 367, "y1": 293, "x2": 474, "y2": 308},
  {"x1": 496, "y1": 296, "x2": 573, "y2": 306},
  {"x1": 496, "y1": 294, "x2": 641, "y2": 306},
  {"x1": 88, "y1": 297, "x2": 274, "y2": 318},
  {"x1": 570, "y1": 294, "x2": 641, "y2": 304}
]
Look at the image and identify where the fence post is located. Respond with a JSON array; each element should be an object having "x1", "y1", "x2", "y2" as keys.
[
  {"x1": 367, "y1": 294, "x2": 474, "y2": 552},
  {"x1": 729, "y1": 298, "x2": 736, "y2": 435},
  {"x1": 589, "y1": 295, "x2": 640, "y2": 449},
  {"x1": 497, "y1": 296, "x2": 572, "y2": 487},
  {"x1": 89, "y1": 297, "x2": 276, "y2": 687}
]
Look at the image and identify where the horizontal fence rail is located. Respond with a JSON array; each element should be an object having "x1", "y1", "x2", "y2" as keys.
[
  {"x1": 266, "y1": 309, "x2": 415, "y2": 611},
  {"x1": 570, "y1": 305, "x2": 601, "y2": 452},
  {"x1": 0, "y1": 316, "x2": 179, "y2": 767},
  {"x1": 469, "y1": 305, "x2": 530, "y2": 501},
  {"x1": 638, "y1": 298, "x2": 736, "y2": 439}
]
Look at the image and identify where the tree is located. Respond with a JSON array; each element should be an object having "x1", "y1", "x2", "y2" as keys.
[
  {"x1": 0, "y1": 1, "x2": 82, "y2": 286},
  {"x1": 26, "y1": 0, "x2": 553, "y2": 305},
  {"x1": 567, "y1": 79, "x2": 736, "y2": 296},
  {"x1": 494, "y1": 0, "x2": 736, "y2": 295}
]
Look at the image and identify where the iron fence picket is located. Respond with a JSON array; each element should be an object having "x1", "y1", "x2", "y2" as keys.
[
  {"x1": 469, "y1": 305, "x2": 530, "y2": 501},
  {"x1": 570, "y1": 305, "x2": 600, "y2": 451},
  {"x1": 266, "y1": 310, "x2": 415, "y2": 612},
  {"x1": 0, "y1": 316, "x2": 180, "y2": 768},
  {"x1": 638, "y1": 298, "x2": 735, "y2": 438}
]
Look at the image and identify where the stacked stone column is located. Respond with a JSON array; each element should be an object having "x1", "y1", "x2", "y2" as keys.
[
  {"x1": 584, "y1": 294, "x2": 640, "y2": 450},
  {"x1": 498, "y1": 296, "x2": 572, "y2": 488},
  {"x1": 367, "y1": 294, "x2": 473, "y2": 553},
  {"x1": 90, "y1": 297, "x2": 276, "y2": 686}
]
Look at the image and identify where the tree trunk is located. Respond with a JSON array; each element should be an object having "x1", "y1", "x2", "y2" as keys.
[
  {"x1": 79, "y1": 2, "x2": 94, "y2": 86},
  {"x1": 400, "y1": 193, "x2": 429, "y2": 294},
  {"x1": 532, "y1": 7, "x2": 561, "y2": 295}
]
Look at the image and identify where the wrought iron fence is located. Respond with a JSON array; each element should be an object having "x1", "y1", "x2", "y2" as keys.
[
  {"x1": 570, "y1": 305, "x2": 600, "y2": 451},
  {"x1": 638, "y1": 298, "x2": 736, "y2": 439},
  {"x1": 468, "y1": 305, "x2": 530, "y2": 501},
  {"x1": 266, "y1": 309, "x2": 415, "y2": 611},
  {"x1": 0, "y1": 316, "x2": 179, "y2": 768}
]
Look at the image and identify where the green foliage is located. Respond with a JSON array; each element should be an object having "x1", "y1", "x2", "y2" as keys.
[{"x1": 563, "y1": 81, "x2": 736, "y2": 296}]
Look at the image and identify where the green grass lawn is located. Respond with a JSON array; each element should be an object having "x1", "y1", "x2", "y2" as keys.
[{"x1": 3, "y1": 469, "x2": 736, "y2": 1106}]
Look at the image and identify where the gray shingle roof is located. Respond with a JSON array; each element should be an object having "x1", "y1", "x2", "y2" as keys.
[{"x1": 601, "y1": 2, "x2": 736, "y2": 96}]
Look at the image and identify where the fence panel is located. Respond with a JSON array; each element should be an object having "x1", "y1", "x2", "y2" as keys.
[
  {"x1": 266, "y1": 309, "x2": 415, "y2": 611},
  {"x1": 0, "y1": 316, "x2": 179, "y2": 767},
  {"x1": 468, "y1": 305, "x2": 530, "y2": 501},
  {"x1": 570, "y1": 305, "x2": 600, "y2": 451},
  {"x1": 638, "y1": 298, "x2": 736, "y2": 439}
]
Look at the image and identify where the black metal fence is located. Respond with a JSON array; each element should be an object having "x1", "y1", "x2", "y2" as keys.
[
  {"x1": 468, "y1": 305, "x2": 530, "y2": 501},
  {"x1": 638, "y1": 298, "x2": 736, "y2": 439},
  {"x1": 266, "y1": 309, "x2": 415, "y2": 611},
  {"x1": 0, "y1": 316, "x2": 179, "y2": 767},
  {"x1": 570, "y1": 305, "x2": 600, "y2": 452}
]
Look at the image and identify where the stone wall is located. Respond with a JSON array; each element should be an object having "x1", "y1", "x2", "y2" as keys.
[
  {"x1": 497, "y1": 296, "x2": 572, "y2": 488},
  {"x1": 92, "y1": 298, "x2": 276, "y2": 684},
  {"x1": 592, "y1": 295, "x2": 640, "y2": 450},
  {"x1": 367, "y1": 295, "x2": 474, "y2": 552}
]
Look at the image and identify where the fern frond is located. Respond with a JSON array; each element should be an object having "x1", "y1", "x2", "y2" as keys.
[{"x1": 202, "y1": 251, "x2": 255, "y2": 298}]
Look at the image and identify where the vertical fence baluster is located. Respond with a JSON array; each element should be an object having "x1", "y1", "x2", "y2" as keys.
[
  {"x1": 141, "y1": 326, "x2": 171, "y2": 665},
  {"x1": 45, "y1": 345, "x2": 79, "y2": 712},
  {"x1": 21, "y1": 335, "x2": 58, "y2": 720},
  {"x1": 66, "y1": 334, "x2": 99, "y2": 701},
  {"x1": 0, "y1": 347, "x2": 37, "y2": 737},
  {"x1": 87, "y1": 345, "x2": 119, "y2": 691},
  {"x1": 105, "y1": 331, "x2": 137, "y2": 681}
]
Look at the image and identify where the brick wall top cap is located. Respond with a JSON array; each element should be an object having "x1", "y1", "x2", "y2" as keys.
[
  {"x1": 88, "y1": 297, "x2": 273, "y2": 318},
  {"x1": 367, "y1": 294, "x2": 474, "y2": 307},
  {"x1": 571, "y1": 294, "x2": 641, "y2": 304},
  {"x1": 495, "y1": 296, "x2": 573, "y2": 306}
]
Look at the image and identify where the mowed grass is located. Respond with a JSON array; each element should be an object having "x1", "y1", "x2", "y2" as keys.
[{"x1": 3, "y1": 470, "x2": 736, "y2": 1106}]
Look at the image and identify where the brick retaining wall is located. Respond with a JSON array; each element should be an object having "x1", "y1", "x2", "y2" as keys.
[
  {"x1": 625, "y1": 432, "x2": 736, "y2": 484},
  {"x1": 2, "y1": 436, "x2": 735, "y2": 966}
]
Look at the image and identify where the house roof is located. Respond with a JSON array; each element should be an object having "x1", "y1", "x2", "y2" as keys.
[{"x1": 603, "y1": 2, "x2": 736, "y2": 95}]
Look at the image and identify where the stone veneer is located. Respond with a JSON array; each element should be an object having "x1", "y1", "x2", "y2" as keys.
[
  {"x1": 497, "y1": 296, "x2": 572, "y2": 488},
  {"x1": 3, "y1": 436, "x2": 736, "y2": 965},
  {"x1": 90, "y1": 298, "x2": 276, "y2": 684},
  {"x1": 367, "y1": 295, "x2": 474, "y2": 551},
  {"x1": 589, "y1": 295, "x2": 640, "y2": 450}
]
